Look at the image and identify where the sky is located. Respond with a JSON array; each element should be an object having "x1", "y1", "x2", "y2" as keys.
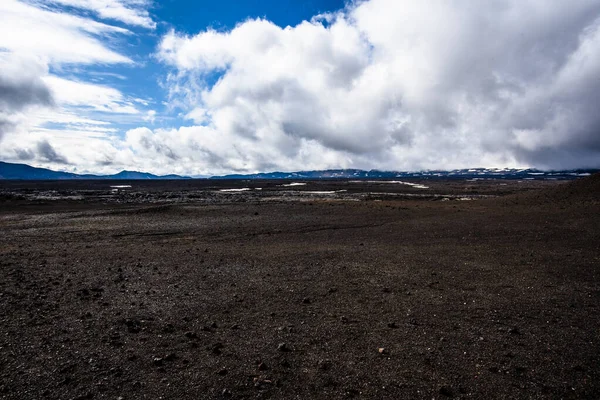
[{"x1": 1, "y1": 0, "x2": 600, "y2": 176}]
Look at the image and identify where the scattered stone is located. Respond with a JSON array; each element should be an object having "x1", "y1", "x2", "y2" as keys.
[
  {"x1": 439, "y1": 386, "x2": 454, "y2": 397},
  {"x1": 210, "y1": 322, "x2": 218, "y2": 329},
  {"x1": 277, "y1": 342, "x2": 290, "y2": 352},
  {"x1": 302, "y1": 297, "x2": 311, "y2": 304},
  {"x1": 318, "y1": 360, "x2": 332, "y2": 371},
  {"x1": 211, "y1": 342, "x2": 224, "y2": 355},
  {"x1": 152, "y1": 357, "x2": 163, "y2": 366},
  {"x1": 221, "y1": 389, "x2": 232, "y2": 397},
  {"x1": 258, "y1": 362, "x2": 269, "y2": 371},
  {"x1": 378, "y1": 347, "x2": 389, "y2": 355},
  {"x1": 217, "y1": 368, "x2": 228, "y2": 376},
  {"x1": 125, "y1": 319, "x2": 141, "y2": 333},
  {"x1": 514, "y1": 366, "x2": 528, "y2": 375},
  {"x1": 73, "y1": 392, "x2": 94, "y2": 400}
]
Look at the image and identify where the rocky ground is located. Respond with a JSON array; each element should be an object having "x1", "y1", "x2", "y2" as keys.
[{"x1": 0, "y1": 177, "x2": 599, "y2": 399}]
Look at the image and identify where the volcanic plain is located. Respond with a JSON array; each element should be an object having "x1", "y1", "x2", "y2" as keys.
[{"x1": 0, "y1": 177, "x2": 599, "y2": 399}]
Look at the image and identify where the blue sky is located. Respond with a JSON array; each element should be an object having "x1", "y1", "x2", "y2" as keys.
[
  {"x1": 48, "y1": 0, "x2": 347, "y2": 134},
  {"x1": 1, "y1": 0, "x2": 600, "y2": 175}
]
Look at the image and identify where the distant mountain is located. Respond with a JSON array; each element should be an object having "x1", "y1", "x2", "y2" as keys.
[
  {"x1": 0, "y1": 162, "x2": 188, "y2": 180},
  {"x1": 1, "y1": 161, "x2": 597, "y2": 181},
  {"x1": 210, "y1": 168, "x2": 599, "y2": 180}
]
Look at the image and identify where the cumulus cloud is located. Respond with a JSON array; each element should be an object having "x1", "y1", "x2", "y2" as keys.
[
  {"x1": 154, "y1": 0, "x2": 600, "y2": 172},
  {"x1": 0, "y1": 0, "x2": 144, "y2": 159},
  {"x1": 37, "y1": 139, "x2": 69, "y2": 164},
  {"x1": 0, "y1": 54, "x2": 55, "y2": 140}
]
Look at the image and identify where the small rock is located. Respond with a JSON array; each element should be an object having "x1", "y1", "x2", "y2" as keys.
[
  {"x1": 164, "y1": 353, "x2": 177, "y2": 362},
  {"x1": 211, "y1": 343, "x2": 224, "y2": 355},
  {"x1": 387, "y1": 322, "x2": 398, "y2": 329},
  {"x1": 509, "y1": 327, "x2": 521, "y2": 335},
  {"x1": 153, "y1": 357, "x2": 163, "y2": 366},
  {"x1": 439, "y1": 386, "x2": 454, "y2": 397},
  {"x1": 302, "y1": 297, "x2": 311, "y2": 304},
  {"x1": 221, "y1": 389, "x2": 232, "y2": 397},
  {"x1": 184, "y1": 331, "x2": 198, "y2": 339},
  {"x1": 277, "y1": 342, "x2": 290, "y2": 352},
  {"x1": 217, "y1": 368, "x2": 228, "y2": 376},
  {"x1": 378, "y1": 348, "x2": 389, "y2": 355},
  {"x1": 258, "y1": 362, "x2": 268, "y2": 371},
  {"x1": 318, "y1": 360, "x2": 332, "y2": 371}
]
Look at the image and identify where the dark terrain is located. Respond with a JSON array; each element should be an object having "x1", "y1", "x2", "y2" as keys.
[{"x1": 0, "y1": 177, "x2": 599, "y2": 399}]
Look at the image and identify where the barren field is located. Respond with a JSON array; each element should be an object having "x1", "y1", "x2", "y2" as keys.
[{"x1": 1, "y1": 177, "x2": 599, "y2": 399}]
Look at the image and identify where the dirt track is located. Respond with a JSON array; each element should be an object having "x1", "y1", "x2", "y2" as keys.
[{"x1": 1, "y1": 178, "x2": 599, "y2": 399}]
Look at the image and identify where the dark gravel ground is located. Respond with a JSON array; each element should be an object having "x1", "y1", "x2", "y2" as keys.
[{"x1": 0, "y1": 177, "x2": 599, "y2": 399}]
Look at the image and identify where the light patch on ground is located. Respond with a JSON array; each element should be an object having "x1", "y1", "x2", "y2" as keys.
[
  {"x1": 349, "y1": 180, "x2": 429, "y2": 189},
  {"x1": 219, "y1": 188, "x2": 251, "y2": 192},
  {"x1": 281, "y1": 182, "x2": 307, "y2": 187}
]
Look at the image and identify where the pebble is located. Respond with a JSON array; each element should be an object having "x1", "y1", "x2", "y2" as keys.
[
  {"x1": 277, "y1": 342, "x2": 290, "y2": 352},
  {"x1": 153, "y1": 357, "x2": 163, "y2": 366},
  {"x1": 439, "y1": 386, "x2": 454, "y2": 397},
  {"x1": 258, "y1": 362, "x2": 269, "y2": 371}
]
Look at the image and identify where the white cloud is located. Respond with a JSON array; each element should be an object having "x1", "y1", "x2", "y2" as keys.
[
  {"x1": 4, "y1": 0, "x2": 600, "y2": 175},
  {"x1": 0, "y1": 0, "x2": 145, "y2": 165},
  {"x1": 43, "y1": 76, "x2": 139, "y2": 114},
  {"x1": 42, "y1": 0, "x2": 156, "y2": 29},
  {"x1": 154, "y1": 0, "x2": 600, "y2": 172},
  {"x1": 0, "y1": 0, "x2": 132, "y2": 65}
]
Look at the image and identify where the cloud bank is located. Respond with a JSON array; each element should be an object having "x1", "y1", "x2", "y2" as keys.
[
  {"x1": 151, "y1": 0, "x2": 600, "y2": 173},
  {"x1": 2, "y1": 0, "x2": 600, "y2": 175},
  {"x1": 0, "y1": 0, "x2": 148, "y2": 170}
]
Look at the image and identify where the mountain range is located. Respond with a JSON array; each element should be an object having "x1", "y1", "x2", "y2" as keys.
[
  {"x1": 0, "y1": 162, "x2": 187, "y2": 180},
  {"x1": 0, "y1": 161, "x2": 597, "y2": 181}
]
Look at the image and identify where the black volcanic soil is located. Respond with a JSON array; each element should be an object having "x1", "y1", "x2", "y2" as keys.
[{"x1": 0, "y1": 178, "x2": 599, "y2": 399}]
